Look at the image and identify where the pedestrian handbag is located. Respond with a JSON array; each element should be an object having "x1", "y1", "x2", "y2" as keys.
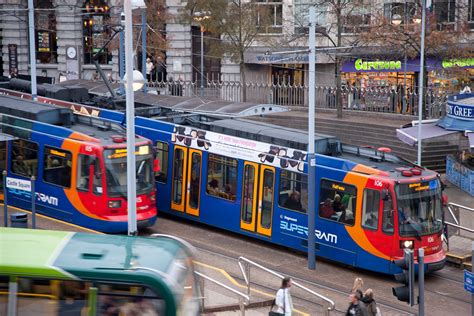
[{"x1": 268, "y1": 293, "x2": 285, "y2": 316}]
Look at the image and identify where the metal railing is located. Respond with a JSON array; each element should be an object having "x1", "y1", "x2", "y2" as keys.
[
  {"x1": 139, "y1": 77, "x2": 450, "y2": 119},
  {"x1": 237, "y1": 256, "x2": 335, "y2": 315},
  {"x1": 444, "y1": 202, "x2": 474, "y2": 251},
  {"x1": 194, "y1": 270, "x2": 249, "y2": 316}
]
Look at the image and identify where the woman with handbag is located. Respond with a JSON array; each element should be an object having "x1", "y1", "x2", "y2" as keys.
[{"x1": 269, "y1": 277, "x2": 293, "y2": 316}]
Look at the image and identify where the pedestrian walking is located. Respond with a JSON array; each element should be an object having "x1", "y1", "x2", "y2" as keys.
[
  {"x1": 146, "y1": 57, "x2": 154, "y2": 82},
  {"x1": 351, "y1": 277, "x2": 364, "y2": 297},
  {"x1": 269, "y1": 277, "x2": 293, "y2": 316},
  {"x1": 346, "y1": 291, "x2": 367, "y2": 316},
  {"x1": 361, "y1": 289, "x2": 378, "y2": 316}
]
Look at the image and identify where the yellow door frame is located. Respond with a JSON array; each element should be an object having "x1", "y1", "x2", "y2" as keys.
[
  {"x1": 256, "y1": 165, "x2": 275, "y2": 237},
  {"x1": 171, "y1": 146, "x2": 187, "y2": 212},
  {"x1": 240, "y1": 162, "x2": 258, "y2": 232},
  {"x1": 185, "y1": 149, "x2": 202, "y2": 216}
]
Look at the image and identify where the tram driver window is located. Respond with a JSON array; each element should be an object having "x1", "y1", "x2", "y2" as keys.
[
  {"x1": 155, "y1": 141, "x2": 169, "y2": 183},
  {"x1": 76, "y1": 154, "x2": 92, "y2": 191},
  {"x1": 362, "y1": 189, "x2": 380, "y2": 230},
  {"x1": 43, "y1": 146, "x2": 72, "y2": 188},
  {"x1": 318, "y1": 179, "x2": 357, "y2": 226},
  {"x1": 11, "y1": 139, "x2": 39, "y2": 177},
  {"x1": 206, "y1": 154, "x2": 237, "y2": 201},
  {"x1": 279, "y1": 170, "x2": 307, "y2": 213}
]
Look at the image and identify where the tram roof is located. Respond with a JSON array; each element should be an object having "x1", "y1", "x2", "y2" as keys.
[
  {"x1": 0, "y1": 94, "x2": 131, "y2": 144},
  {"x1": 59, "y1": 79, "x2": 288, "y2": 118},
  {"x1": 199, "y1": 118, "x2": 338, "y2": 153}
]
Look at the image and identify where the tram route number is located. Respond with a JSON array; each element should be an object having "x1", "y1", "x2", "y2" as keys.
[{"x1": 464, "y1": 270, "x2": 474, "y2": 294}]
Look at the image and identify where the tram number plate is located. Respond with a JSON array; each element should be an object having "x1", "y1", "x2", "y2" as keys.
[{"x1": 464, "y1": 270, "x2": 474, "y2": 294}]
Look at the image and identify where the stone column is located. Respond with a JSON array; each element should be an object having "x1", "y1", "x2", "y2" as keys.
[
  {"x1": 0, "y1": 0, "x2": 28, "y2": 78},
  {"x1": 165, "y1": 0, "x2": 193, "y2": 82}
]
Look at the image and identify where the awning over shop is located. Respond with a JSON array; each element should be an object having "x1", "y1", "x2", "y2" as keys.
[{"x1": 396, "y1": 122, "x2": 458, "y2": 146}]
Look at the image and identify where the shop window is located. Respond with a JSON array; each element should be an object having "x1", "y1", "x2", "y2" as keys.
[
  {"x1": 469, "y1": 0, "x2": 474, "y2": 29},
  {"x1": 318, "y1": 179, "x2": 357, "y2": 226},
  {"x1": 433, "y1": 0, "x2": 456, "y2": 30},
  {"x1": 279, "y1": 170, "x2": 307, "y2": 213},
  {"x1": 43, "y1": 146, "x2": 72, "y2": 188},
  {"x1": 206, "y1": 154, "x2": 237, "y2": 201},
  {"x1": 11, "y1": 139, "x2": 39, "y2": 178},
  {"x1": 383, "y1": 2, "x2": 418, "y2": 26},
  {"x1": 155, "y1": 141, "x2": 169, "y2": 183},
  {"x1": 254, "y1": 0, "x2": 283, "y2": 34},
  {"x1": 34, "y1": 0, "x2": 57, "y2": 64},
  {"x1": 83, "y1": 0, "x2": 112, "y2": 65}
]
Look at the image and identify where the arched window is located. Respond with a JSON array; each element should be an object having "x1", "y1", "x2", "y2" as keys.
[
  {"x1": 34, "y1": 0, "x2": 58, "y2": 63},
  {"x1": 83, "y1": 0, "x2": 112, "y2": 64}
]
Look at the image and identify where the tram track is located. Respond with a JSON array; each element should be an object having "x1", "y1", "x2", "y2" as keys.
[{"x1": 193, "y1": 244, "x2": 415, "y2": 315}]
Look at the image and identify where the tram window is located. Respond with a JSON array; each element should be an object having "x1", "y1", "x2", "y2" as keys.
[
  {"x1": 76, "y1": 154, "x2": 93, "y2": 192},
  {"x1": 92, "y1": 158, "x2": 103, "y2": 195},
  {"x1": 362, "y1": 189, "x2": 380, "y2": 230},
  {"x1": 206, "y1": 154, "x2": 237, "y2": 201},
  {"x1": 155, "y1": 141, "x2": 169, "y2": 183},
  {"x1": 382, "y1": 191, "x2": 394, "y2": 234},
  {"x1": 318, "y1": 179, "x2": 357, "y2": 226},
  {"x1": 43, "y1": 146, "x2": 72, "y2": 188},
  {"x1": 279, "y1": 170, "x2": 307, "y2": 213},
  {"x1": 241, "y1": 164, "x2": 256, "y2": 223},
  {"x1": 97, "y1": 283, "x2": 165, "y2": 315},
  {"x1": 11, "y1": 139, "x2": 39, "y2": 177}
]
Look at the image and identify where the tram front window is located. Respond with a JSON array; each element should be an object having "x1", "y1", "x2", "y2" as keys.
[
  {"x1": 395, "y1": 179, "x2": 443, "y2": 237},
  {"x1": 104, "y1": 146, "x2": 154, "y2": 198}
]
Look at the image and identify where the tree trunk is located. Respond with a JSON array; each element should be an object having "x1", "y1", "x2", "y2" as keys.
[
  {"x1": 335, "y1": 0, "x2": 343, "y2": 118},
  {"x1": 240, "y1": 59, "x2": 247, "y2": 102}
]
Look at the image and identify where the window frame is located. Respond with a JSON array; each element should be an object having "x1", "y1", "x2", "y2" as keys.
[
  {"x1": 10, "y1": 139, "x2": 39, "y2": 178},
  {"x1": 42, "y1": 146, "x2": 73, "y2": 188},
  {"x1": 206, "y1": 153, "x2": 238, "y2": 202},
  {"x1": 361, "y1": 188, "x2": 380, "y2": 231},
  {"x1": 34, "y1": 0, "x2": 58, "y2": 64},
  {"x1": 278, "y1": 170, "x2": 307, "y2": 214},
  {"x1": 155, "y1": 141, "x2": 169, "y2": 184},
  {"x1": 82, "y1": 0, "x2": 112, "y2": 65},
  {"x1": 76, "y1": 154, "x2": 92, "y2": 192},
  {"x1": 318, "y1": 178, "x2": 358, "y2": 226},
  {"x1": 254, "y1": 0, "x2": 283, "y2": 34}
]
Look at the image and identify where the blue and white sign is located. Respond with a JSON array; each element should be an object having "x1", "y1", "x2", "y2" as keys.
[
  {"x1": 464, "y1": 269, "x2": 474, "y2": 294},
  {"x1": 6, "y1": 177, "x2": 31, "y2": 192},
  {"x1": 446, "y1": 103, "x2": 474, "y2": 121}
]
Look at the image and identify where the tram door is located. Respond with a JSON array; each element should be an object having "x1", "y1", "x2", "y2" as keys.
[
  {"x1": 240, "y1": 162, "x2": 275, "y2": 237},
  {"x1": 171, "y1": 145, "x2": 202, "y2": 216},
  {"x1": 0, "y1": 141, "x2": 6, "y2": 199}
]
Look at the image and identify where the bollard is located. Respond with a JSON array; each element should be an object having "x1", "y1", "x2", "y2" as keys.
[
  {"x1": 3, "y1": 170, "x2": 7, "y2": 227},
  {"x1": 10, "y1": 212, "x2": 28, "y2": 228},
  {"x1": 31, "y1": 176, "x2": 36, "y2": 229}
]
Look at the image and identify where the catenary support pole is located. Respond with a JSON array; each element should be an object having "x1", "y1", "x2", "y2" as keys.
[
  {"x1": 472, "y1": 242, "x2": 474, "y2": 316},
  {"x1": 307, "y1": 6, "x2": 316, "y2": 270},
  {"x1": 142, "y1": 8, "x2": 147, "y2": 92},
  {"x1": 416, "y1": 0, "x2": 426, "y2": 165},
  {"x1": 27, "y1": 0, "x2": 37, "y2": 100},
  {"x1": 200, "y1": 27, "x2": 204, "y2": 97},
  {"x1": 124, "y1": 0, "x2": 137, "y2": 236},
  {"x1": 418, "y1": 248, "x2": 425, "y2": 316},
  {"x1": 119, "y1": 21, "x2": 125, "y2": 94}
]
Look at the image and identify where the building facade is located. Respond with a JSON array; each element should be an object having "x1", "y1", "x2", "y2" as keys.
[{"x1": 0, "y1": 0, "x2": 473, "y2": 90}]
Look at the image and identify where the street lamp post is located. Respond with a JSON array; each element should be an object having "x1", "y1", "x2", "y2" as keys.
[
  {"x1": 27, "y1": 0, "x2": 37, "y2": 101},
  {"x1": 141, "y1": 6, "x2": 147, "y2": 93},
  {"x1": 124, "y1": 0, "x2": 146, "y2": 236},
  {"x1": 417, "y1": 0, "x2": 427, "y2": 166},
  {"x1": 194, "y1": 12, "x2": 209, "y2": 97}
]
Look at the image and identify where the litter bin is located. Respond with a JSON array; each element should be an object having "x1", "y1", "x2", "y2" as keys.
[{"x1": 10, "y1": 212, "x2": 28, "y2": 228}]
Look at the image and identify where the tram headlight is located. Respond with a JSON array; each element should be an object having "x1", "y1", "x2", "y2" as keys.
[
  {"x1": 108, "y1": 200, "x2": 122, "y2": 208},
  {"x1": 400, "y1": 240, "x2": 414, "y2": 250}
]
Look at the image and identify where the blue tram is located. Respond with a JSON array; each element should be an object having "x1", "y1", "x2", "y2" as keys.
[
  {"x1": 0, "y1": 93, "x2": 156, "y2": 232},
  {"x1": 0, "y1": 86, "x2": 446, "y2": 274}
]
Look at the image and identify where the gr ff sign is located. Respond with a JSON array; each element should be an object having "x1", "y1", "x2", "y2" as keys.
[
  {"x1": 6, "y1": 177, "x2": 31, "y2": 192},
  {"x1": 464, "y1": 270, "x2": 474, "y2": 294}
]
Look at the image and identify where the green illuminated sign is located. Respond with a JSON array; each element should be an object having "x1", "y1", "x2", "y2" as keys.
[
  {"x1": 442, "y1": 58, "x2": 474, "y2": 69},
  {"x1": 354, "y1": 58, "x2": 402, "y2": 71}
]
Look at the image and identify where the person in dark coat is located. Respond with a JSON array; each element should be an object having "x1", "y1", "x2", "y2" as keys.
[
  {"x1": 361, "y1": 289, "x2": 377, "y2": 316},
  {"x1": 346, "y1": 291, "x2": 367, "y2": 316},
  {"x1": 284, "y1": 191, "x2": 302, "y2": 211}
]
